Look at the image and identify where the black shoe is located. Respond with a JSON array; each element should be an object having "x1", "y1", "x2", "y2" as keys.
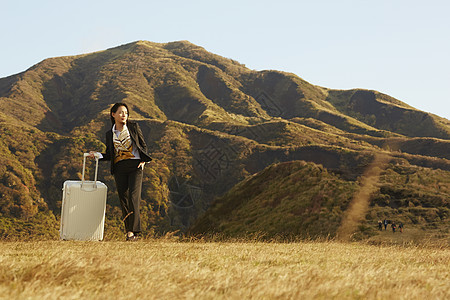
[{"x1": 126, "y1": 235, "x2": 138, "y2": 241}]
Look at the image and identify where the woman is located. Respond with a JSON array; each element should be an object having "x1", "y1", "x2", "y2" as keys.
[{"x1": 89, "y1": 103, "x2": 152, "y2": 241}]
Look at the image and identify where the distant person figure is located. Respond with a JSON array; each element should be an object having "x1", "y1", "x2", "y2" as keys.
[
  {"x1": 89, "y1": 103, "x2": 152, "y2": 241},
  {"x1": 399, "y1": 222, "x2": 403, "y2": 233},
  {"x1": 378, "y1": 220, "x2": 383, "y2": 231},
  {"x1": 383, "y1": 219, "x2": 388, "y2": 231},
  {"x1": 391, "y1": 222, "x2": 396, "y2": 233}
]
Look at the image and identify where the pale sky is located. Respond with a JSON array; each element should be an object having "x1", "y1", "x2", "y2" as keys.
[{"x1": 2, "y1": 0, "x2": 449, "y2": 120}]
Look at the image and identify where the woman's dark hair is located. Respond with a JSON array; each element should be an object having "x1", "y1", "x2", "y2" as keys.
[{"x1": 110, "y1": 102, "x2": 130, "y2": 125}]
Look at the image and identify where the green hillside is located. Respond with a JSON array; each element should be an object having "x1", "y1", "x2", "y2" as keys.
[
  {"x1": 189, "y1": 159, "x2": 449, "y2": 241},
  {"x1": 189, "y1": 161, "x2": 358, "y2": 238},
  {"x1": 0, "y1": 40, "x2": 449, "y2": 240}
]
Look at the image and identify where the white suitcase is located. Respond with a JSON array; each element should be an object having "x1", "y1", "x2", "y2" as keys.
[{"x1": 60, "y1": 153, "x2": 107, "y2": 241}]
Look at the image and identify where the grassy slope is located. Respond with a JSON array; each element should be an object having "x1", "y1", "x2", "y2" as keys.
[
  {"x1": 189, "y1": 161, "x2": 358, "y2": 238},
  {"x1": 189, "y1": 159, "x2": 450, "y2": 241},
  {"x1": 326, "y1": 89, "x2": 450, "y2": 139}
]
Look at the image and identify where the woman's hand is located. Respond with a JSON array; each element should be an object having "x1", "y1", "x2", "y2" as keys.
[
  {"x1": 138, "y1": 162, "x2": 146, "y2": 169},
  {"x1": 88, "y1": 151, "x2": 97, "y2": 158}
]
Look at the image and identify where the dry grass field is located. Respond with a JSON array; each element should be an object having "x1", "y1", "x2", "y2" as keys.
[{"x1": 0, "y1": 238, "x2": 449, "y2": 299}]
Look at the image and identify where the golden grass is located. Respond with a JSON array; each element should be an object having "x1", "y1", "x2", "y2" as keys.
[{"x1": 0, "y1": 240, "x2": 449, "y2": 299}]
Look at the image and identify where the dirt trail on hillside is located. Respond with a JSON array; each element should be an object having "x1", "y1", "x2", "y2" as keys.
[{"x1": 337, "y1": 152, "x2": 391, "y2": 241}]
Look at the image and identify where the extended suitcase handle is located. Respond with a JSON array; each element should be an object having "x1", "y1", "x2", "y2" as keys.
[{"x1": 81, "y1": 153, "x2": 100, "y2": 189}]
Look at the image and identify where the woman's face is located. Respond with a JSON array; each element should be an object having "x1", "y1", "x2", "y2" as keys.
[{"x1": 112, "y1": 105, "x2": 128, "y2": 125}]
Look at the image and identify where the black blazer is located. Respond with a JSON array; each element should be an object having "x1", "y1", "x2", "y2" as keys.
[{"x1": 100, "y1": 121, "x2": 152, "y2": 174}]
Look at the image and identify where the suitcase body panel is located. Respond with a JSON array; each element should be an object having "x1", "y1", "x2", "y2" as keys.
[{"x1": 60, "y1": 154, "x2": 107, "y2": 241}]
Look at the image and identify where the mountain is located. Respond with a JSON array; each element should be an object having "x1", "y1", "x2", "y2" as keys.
[{"x1": 0, "y1": 40, "x2": 449, "y2": 240}]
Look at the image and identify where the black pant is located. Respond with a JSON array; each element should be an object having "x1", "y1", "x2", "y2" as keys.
[{"x1": 113, "y1": 159, "x2": 143, "y2": 234}]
